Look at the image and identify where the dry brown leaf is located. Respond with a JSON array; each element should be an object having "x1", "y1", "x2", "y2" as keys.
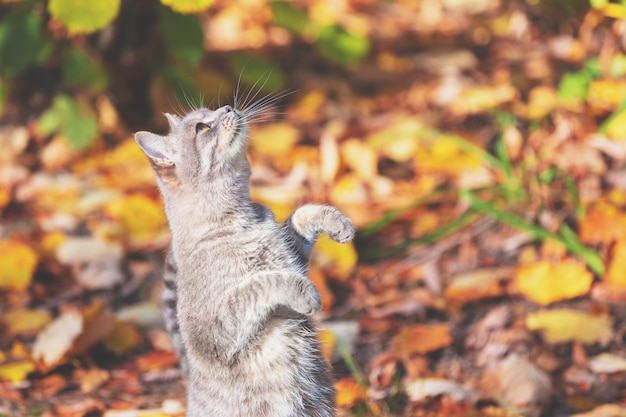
[
  {"x1": 136, "y1": 350, "x2": 179, "y2": 372},
  {"x1": 515, "y1": 259, "x2": 593, "y2": 305},
  {"x1": 103, "y1": 321, "x2": 143, "y2": 355},
  {"x1": 450, "y1": 84, "x2": 517, "y2": 116},
  {"x1": 390, "y1": 323, "x2": 452, "y2": 356},
  {"x1": 75, "y1": 367, "x2": 110, "y2": 393},
  {"x1": 405, "y1": 378, "x2": 476, "y2": 402}
]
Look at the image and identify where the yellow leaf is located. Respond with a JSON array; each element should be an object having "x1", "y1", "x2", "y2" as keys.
[
  {"x1": 0, "y1": 360, "x2": 36, "y2": 383},
  {"x1": 335, "y1": 378, "x2": 367, "y2": 408},
  {"x1": 588, "y1": 80, "x2": 626, "y2": 112},
  {"x1": 289, "y1": 89, "x2": 326, "y2": 123},
  {"x1": 526, "y1": 309, "x2": 613, "y2": 344},
  {"x1": 313, "y1": 235, "x2": 357, "y2": 280},
  {"x1": 160, "y1": 0, "x2": 215, "y2": 13},
  {"x1": 526, "y1": 85, "x2": 558, "y2": 120},
  {"x1": 317, "y1": 328, "x2": 336, "y2": 362},
  {"x1": 48, "y1": 0, "x2": 121, "y2": 35},
  {"x1": 330, "y1": 174, "x2": 368, "y2": 206},
  {"x1": 606, "y1": 110, "x2": 626, "y2": 141},
  {"x1": 391, "y1": 324, "x2": 452, "y2": 356},
  {"x1": 250, "y1": 123, "x2": 300, "y2": 157},
  {"x1": 0, "y1": 240, "x2": 38, "y2": 291},
  {"x1": 2, "y1": 309, "x2": 52, "y2": 335},
  {"x1": 341, "y1": 139, "x2": 377, "y2": 181},
  {"x1": 450, "y1": 84, "x2": 517, "y2": 116},
  {"x1": 105, "y1": 195, "x2": 166, "y2": 241},
  {"x1": 104, "y1": 321, "x2": 143, "y2": 355},
  {"x1": 367, "y1": 116, "x2": 423, "y2": 163},
  {"x1": 605, "y1": 241, "x2": 626, "y2": 288},
  {"x1": 515, "y1": 259, "x2": 593, "y2": 305}
]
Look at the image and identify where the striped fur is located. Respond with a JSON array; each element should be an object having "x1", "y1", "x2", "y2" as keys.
[{"x1": 136, "y1": 106, "x2": 354, "y2": 417}]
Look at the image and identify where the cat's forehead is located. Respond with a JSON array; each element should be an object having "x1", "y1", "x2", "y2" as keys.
[{"x1": 182, "y1": 108, "x2": 216, "y2": 122}]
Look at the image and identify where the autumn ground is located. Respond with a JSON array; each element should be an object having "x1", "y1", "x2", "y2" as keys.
[{"x1": 2, "y1": 0, "x2": 626, "y2": 416}]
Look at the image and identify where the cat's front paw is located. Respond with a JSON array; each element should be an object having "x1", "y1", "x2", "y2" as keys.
[
  {"x1": 323, "y1": 209, "x2": 355, "y2": 244},
  {"x1": 291, "y1": 277, "x2": 322, "y2": 316}
]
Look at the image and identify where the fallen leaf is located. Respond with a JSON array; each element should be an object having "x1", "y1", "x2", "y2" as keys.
[
  {"x1": 72, "y1": 300, "x2": 114, "y2": 356},
  {"x1": 482, "y1": 353, "x2": 552, "y2": 417},
  {"x1": 2, "y1": 309, "x2": 52, "y2": 335},
  {"x1": 526, "y1": 85, "x2": 558, "y2": 120},
  {"x1": 0, "y1": 360, "x2": 36, "y2": 383},
  {"x1": 605, "y1": 110, "x2": 626, "y2": 141},
  {"x1": 341, "y1": 138, "x2": 377, "y2": 181},
  {"x1": 56, "y1": 236, "x2": 123, "y2": 289},
  {"x1": 588, "y1": 353, "x2": 626, "y2": 374},
  {"x1": 330, "y1": 173, "x2": 368, "y2": 206},
  {"x1": 317, "y1": 328, "x2": 336, "y2": 362},
  {"x1": 312, "y1": 234, "x2": 358, "y2": 281},
  {"x1": 75, "y1": 367, "x2": 109, "y2": 393},
  {"x1": 444, "y1": 268, "x2": 510, "y2": 304},
  {"x1": 104, "y1": 321, "x2": 143, "y2": 355},
  {"x1": 405, "y1": 378, "x2": 476, "y2": 402},
  {"x1": 579, "y1": 201, "x2": 626, "y2": 244},
  {"x1": 0, "y1": 239, "x2": 38, "y2": 291},
  {"x1": 515, "y1": 259, "x2": 593, "y2": 305},
  {"x1": 309, "y1": 267, "x2": 335, "y2": 309},
  {"x1": 249, "y1": 123, "x2": 300, "y2": 158},
  {"x1": 104, "y1": 194, "x2": 167, "y2": 243},
  {"x1": 391, "y1": 323, "x2": 452, "y2": 356},
  {"x1": 605, "y1": 241, "x2": 626, "y2": 288},
  {"x1": 570, "y1": 404, "x2": 626, "y2": 417},
  {"x1": 588, "y1": 79, "x2": 626, "y2": 113},
  {"x1": 525, "y1": 309, "x2": 613, "y2": 344},
  {"x1": 136, "y1": 350, "x2": 179, "y2": 372},
  {"x1": 450, "y1": 84, "x2": 517, "y2": 116},
  {"x1": 335, "y1": 378, "x2": 367, "y2": 408},
  {"x1": 32, "y1": 308, "x2": 83, "y2": 368}
]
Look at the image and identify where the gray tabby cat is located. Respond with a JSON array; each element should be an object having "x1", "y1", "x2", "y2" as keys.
[{"x1": 135, "y1": 103, "x2": 354, "y2": 417}]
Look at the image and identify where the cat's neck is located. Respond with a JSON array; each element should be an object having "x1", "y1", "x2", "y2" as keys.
[{"x1": 161, "y1": 172, "x2": 254, "y2": 254}]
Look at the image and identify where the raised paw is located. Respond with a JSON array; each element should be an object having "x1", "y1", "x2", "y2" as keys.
[
  {"x1": 323, "y1": 209, "x2": 355, "y2": 244},
  {"x1": 290, "y1": 276, "x2": 322, "y2": 316}
]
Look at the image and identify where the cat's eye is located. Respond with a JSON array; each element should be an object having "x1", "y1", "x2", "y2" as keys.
[{"x1": 196, "y1": 123, "x2": 211, "y2": 134}]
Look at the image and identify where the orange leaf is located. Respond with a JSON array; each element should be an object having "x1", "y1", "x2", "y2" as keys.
[
  {"x1": 317, "y1": 328, "x2": 336, "y2": 363},
  {"x1": 136, "y1": 350, "x2": 179, "y2": 372},
  {"x1": 335, "y1": 378, "x2": 366, "y2": 408},
  {"x1": 515, "y1": 259, "x2": 593, "y2": 305},
  {"x1": 0, "y1": 239, "x2": 38, "y2": 291},
  {"x1": 391, "y1": 324, "x2": 452, "y2": 357},
  {"x1": 605, "y1": 241, "x2": 626, "y2": 288},
  {"x1": 444, "y1": 268, "x2": 510, "y2": 304},
  {"x1": 579, "y1": 201, "x2": 626, "y2": 244}
]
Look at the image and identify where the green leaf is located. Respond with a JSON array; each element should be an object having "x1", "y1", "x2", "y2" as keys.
[
  {"x1": 229, "y1": 54, "x2": 285, "y2": 93},
  {"x1": 316, "y1": 24, "x2": 370, "y2": 66},
  {"x1": 589, "y1": 0, "x2": 609, "y2": 9},
  {"x1": 270, "y1": 1, "x2": 310, "y2": 35},
  {"x1": 48, "y1": 0, "x2": 120, "y2": 34},
  {"x1": 158, "y1": 5, "x2": 204, "y2": 67},
  {"x1": 611, "y1": 54, "x2": 626, "y2": 78},
  {"x1": 557, "y1": 71, "x2": 591, "y2": 100},
  {"x1": 584, "y1": 58, "x2": 603, "y2": 79},
  {"x1": 62, "y1": 48, "x2": 108, "y2": 92},
  {"x1": 160, "y1": 0, "x2": 215, "y2": 14},
  {"x1": 0, "y1": 13, "x2": 43, "y2": 76},
  {"x1": 37, "y1": 95, "x2": 98, "y2": 150}
]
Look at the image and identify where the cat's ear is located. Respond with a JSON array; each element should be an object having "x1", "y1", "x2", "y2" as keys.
[
  {"x1": 164, "y1": 113, "x2": 181, "y2": 131},
  {"x1": 135, "y1": 131, "x2": 174, "y2": 167}
]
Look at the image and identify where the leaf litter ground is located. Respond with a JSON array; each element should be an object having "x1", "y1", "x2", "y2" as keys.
[{"x1": 2, "y1": 1, "x2": 626, "y2": 416}]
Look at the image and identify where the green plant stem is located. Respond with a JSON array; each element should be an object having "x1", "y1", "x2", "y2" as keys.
[
  {"x1": 336, "y1": 336, "x2": 367, "y2": 388},
  {"x1": 462, "y1": 190, "x2": 604, "y2": 275}
]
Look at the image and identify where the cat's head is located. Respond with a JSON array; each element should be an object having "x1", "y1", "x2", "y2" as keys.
[{"x1": 134, "y1": 105, "x2": 249, "y2": 187}]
